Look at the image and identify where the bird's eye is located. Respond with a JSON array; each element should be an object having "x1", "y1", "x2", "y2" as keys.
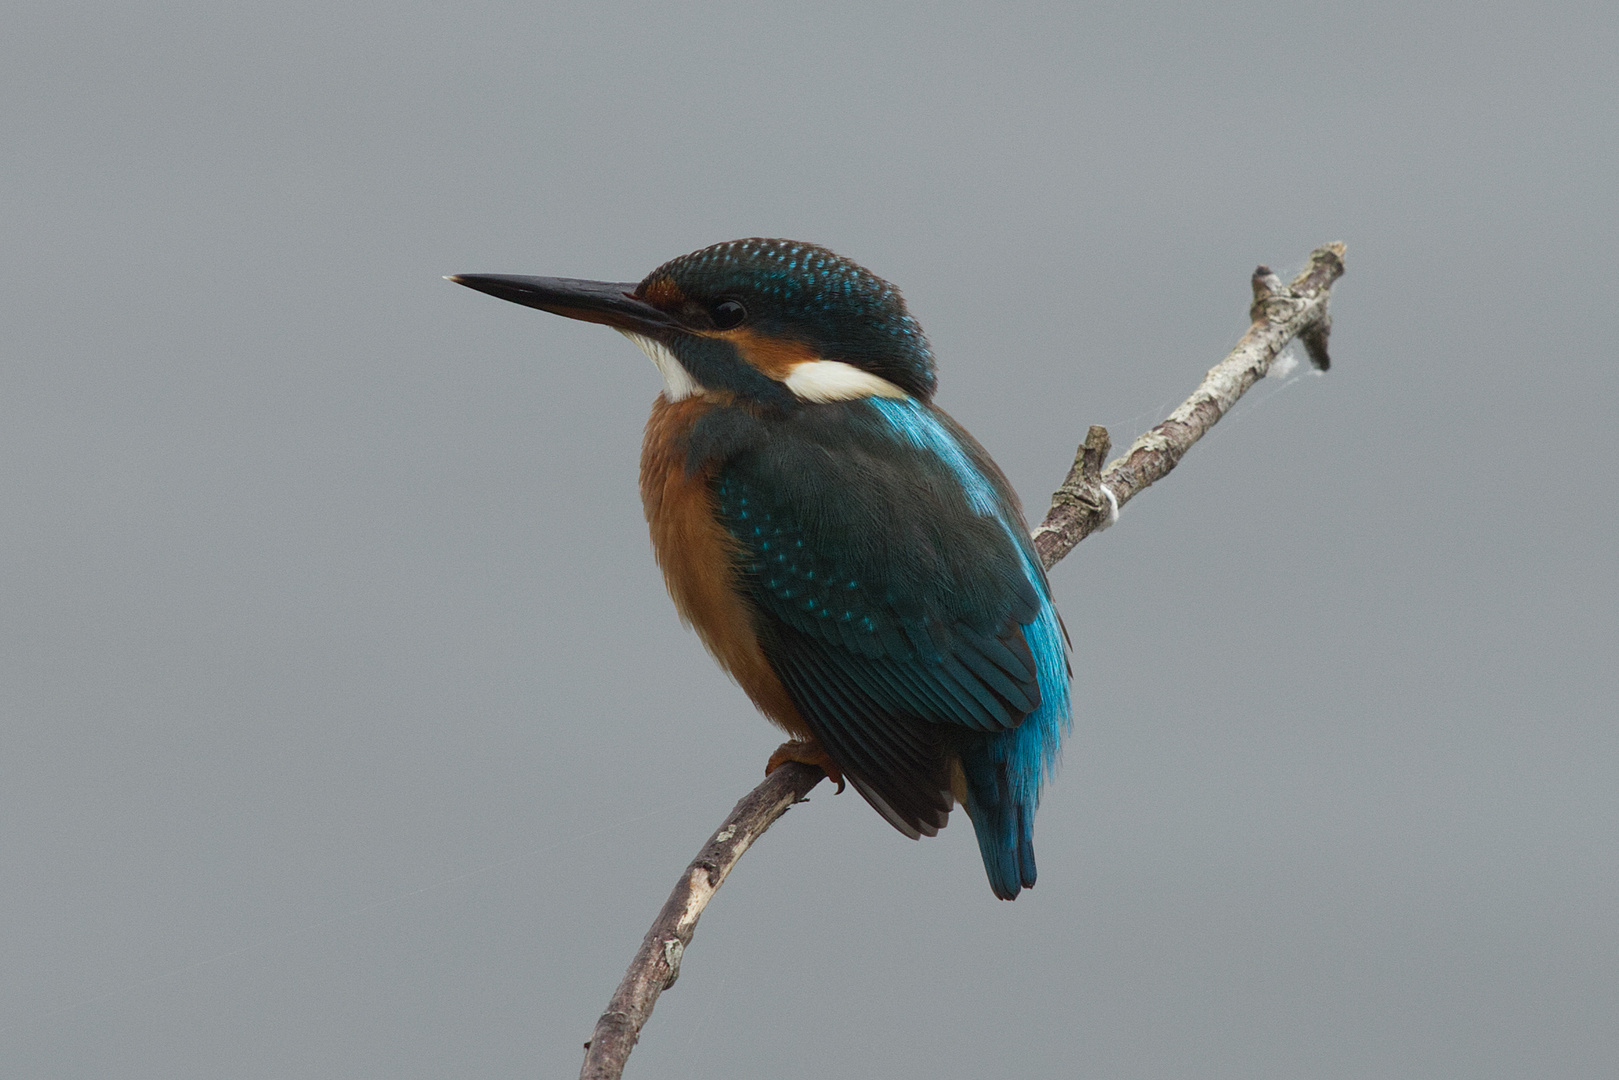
[{"x1": 710, "y1": 299, "x2": 747, "y2": 329}]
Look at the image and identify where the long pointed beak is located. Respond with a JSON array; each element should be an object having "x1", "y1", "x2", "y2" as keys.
[{"x1": 447, "y1": 274, "x2": 676, "y2": 336}]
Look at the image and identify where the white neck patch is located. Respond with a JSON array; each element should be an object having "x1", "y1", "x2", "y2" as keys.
[
  {"x1": 784, "y1": 359, "x2": 909, "y2": 403},
  {"x1": 619, "y1": 331, "x2": 701, "y2": 401}
]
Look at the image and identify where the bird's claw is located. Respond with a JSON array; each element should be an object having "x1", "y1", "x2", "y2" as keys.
[{"x1": 766, "y1": 740, "x2": 845, "y2": 793}]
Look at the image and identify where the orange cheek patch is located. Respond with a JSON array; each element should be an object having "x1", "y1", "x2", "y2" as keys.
[{"x1": 725, "y1": 328, "x2": 821, "y2": 380}]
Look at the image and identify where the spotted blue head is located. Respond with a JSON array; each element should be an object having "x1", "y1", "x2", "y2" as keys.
[{"x1": 450, "y1": 238, "x2": 937, "y2": 407}]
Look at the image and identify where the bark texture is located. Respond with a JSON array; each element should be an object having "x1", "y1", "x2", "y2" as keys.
[
  {"x1": 578, "y1": 243, "x2": 1346, "y2": 1080},
  {"x1": 1030, "y1": 243, "x2": 1344, "y2": 567},
  {"x1": 578, "y1": 762, "x2": 824, "y2": 1080}
]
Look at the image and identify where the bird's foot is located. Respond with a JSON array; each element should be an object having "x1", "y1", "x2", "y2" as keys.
[{"x1": 766, "y1": 740, "x2": 845, "y2": 793}]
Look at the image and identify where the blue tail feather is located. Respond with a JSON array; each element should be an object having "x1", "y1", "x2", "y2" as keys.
[{"x1": 960, "y1": 736, "x2": 1038, "y2": 900}]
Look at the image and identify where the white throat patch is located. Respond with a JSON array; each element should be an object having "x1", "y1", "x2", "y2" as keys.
[{"x1": 619, "y1": 331, "x2": 701, "y2": 401}]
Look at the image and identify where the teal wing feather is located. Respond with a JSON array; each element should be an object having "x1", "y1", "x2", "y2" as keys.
[{"x1": 709, "y1": 400, "x2": 1048, "y2": 840}]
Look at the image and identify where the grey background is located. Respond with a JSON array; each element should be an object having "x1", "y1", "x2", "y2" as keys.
[{"x1": 4, "y1": 2, "x2": 1615, "y2": 1077}]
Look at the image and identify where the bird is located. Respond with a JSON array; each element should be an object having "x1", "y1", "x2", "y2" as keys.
[{"x1": 450, "y1": 238, "x2": 1070, "y2": 899}]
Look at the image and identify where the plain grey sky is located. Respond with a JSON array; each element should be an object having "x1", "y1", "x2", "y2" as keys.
[{"x1": 4, "y1": 2, "x2": 1615, "y2": 1077}]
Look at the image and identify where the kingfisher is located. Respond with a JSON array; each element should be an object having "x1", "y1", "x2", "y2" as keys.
[{"x1": 450, "y1": 239, "x2": 1070, "y2": 899}]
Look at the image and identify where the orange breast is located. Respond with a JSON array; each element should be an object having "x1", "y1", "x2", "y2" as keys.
[{"x1": 640, "y1": 395, "x2": 810, "y2": 738}]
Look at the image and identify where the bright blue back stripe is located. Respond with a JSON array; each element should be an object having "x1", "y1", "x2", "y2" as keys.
[
  {"x1": 869, "y1": 398, "x2": 1071, "y2": 804},
  {"x1": 869, "y1": 398, "x2": 1001, "y2": 516}
]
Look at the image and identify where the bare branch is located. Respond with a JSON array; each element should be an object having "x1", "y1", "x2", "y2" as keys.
[
  {"x1": 1032, "y1": 242, "x2": 1345, "y2": 567},
  {"x1": 579, "y1": 762, "x2": 824, "y2": 1080},
  {"x1": 1030, "y1": 424, "x2": 1114, "y2": 572},
  {"x1": 578, "y1": 243, "x2": 1347, "y2": 1079}
]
